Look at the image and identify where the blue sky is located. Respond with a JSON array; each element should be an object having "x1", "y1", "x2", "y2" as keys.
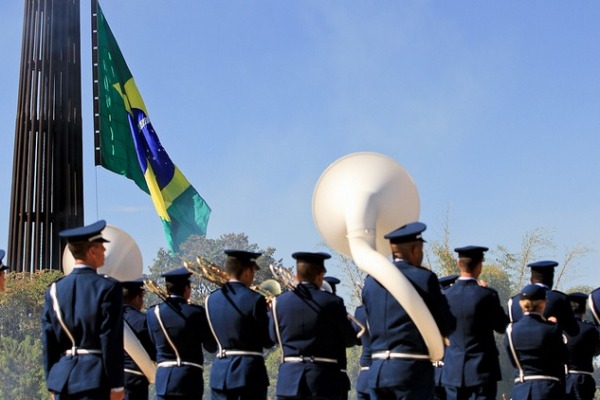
[{"x1": 1, "y1": 1, "x2": 599, "y2": 291}]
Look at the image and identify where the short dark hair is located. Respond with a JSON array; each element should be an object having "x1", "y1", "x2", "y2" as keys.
[
  {"x1": 123, "y1": 286, "x2": 144, "y2": 303},
  {"x1": 225, "y1": 257, "x2": 255, "y2": 279},
  {"x1": 296, "y1": 260, "x2": 325, "y2": 283},
  {"x1": 166, "y1": 278, "x2": 189, "y2": 296},
  {"x1": 67, "y1": 241, "x2": 95, "y2": 260},
  {"x1": 458, "y1": 256, "x2": 482, "y2": 273},
  {"x1": 570, "y1": 299, "x2": 586, "y2": 315}
]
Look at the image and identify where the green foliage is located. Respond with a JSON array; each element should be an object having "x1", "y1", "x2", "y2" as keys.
[
  {"x1": 0, "y1": 336, "x2": 49, "y2": 400},
  {"x1": 265, "y1": 348, "x2": 282, "y2": 398},
  {"x1": 0, "y1": 270, "x2": 61, "y2": 399},
  {"x1": 0, "y1": 270, "x2": 62, "y2": 340}
]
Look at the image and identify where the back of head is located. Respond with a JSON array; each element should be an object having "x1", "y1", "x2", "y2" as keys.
[
  {"x1": 568, "y1": 292, "x2": 587, "y2": 315},
  {"x1": 122, "y1": 279, "x2": 145, "y2": 304},
  {"x1": 455, "y1": 245, "x2": 488, "y2": 274},
  {"x1": 518, "y1": 284, "x2": 547, "y2": 313},
  {"x1": 384, "y1": 222, "x2": 426, "y2": 264},
  {"x1": 528, "y1": 260, "x2": 558, "y2": 287},
  {"x1": 224, "y1": 249, "x2": 262, "y2": 279},
  {"x1": 162, "y1": 268, "x2": 192, "y2": 297},
  {"x1": 293, "y1": 252, "x2": 330, "y2": 283}
]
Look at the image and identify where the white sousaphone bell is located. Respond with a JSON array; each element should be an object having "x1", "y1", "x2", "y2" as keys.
[
  {"x1": 312, "y1": 152, "x2": 444, "y2": 361},
  {"x1": 62, "y1": 225, "x2": 156, "y2": 383}
]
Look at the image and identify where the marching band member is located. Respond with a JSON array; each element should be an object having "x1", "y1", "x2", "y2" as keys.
[
  {"x1": 505, "y1": 284, "x2": 568, "y2": 400},
  {"x1": 42, "y1": 220, "x2": 125, "y2": 400},
  {"x1": 508, "y1": 261, "x2": 579, "y2": 336},
  {"x1": 205, "y1": 250, "x2": 274, "y2": 400},
  {"x1": 121, "y1": 279, "x2": 156, "y2": 400},
  {"x1": 323, "y1": 275, "x2": 354, "y2": 400},
  {"x1": 270, "y1": 252, "x2": 357, "y2": 400},
  {"x1": 362, "y1": 222, "x2": 456, "y2": 400},
  {"x1": 434, "y1": 274, "x2": 459, "y2": 400},
  {"x1": 441, "y1": 246, "x2": 509, "y2": 400},
  {"x1": 146, "y1": 268, "x2": 217, "y2": 400},
  {"x1": 564, "y1": 292, "x2": 600, "y2": 400}
]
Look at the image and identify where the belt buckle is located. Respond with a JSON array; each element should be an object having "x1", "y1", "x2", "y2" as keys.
[
  {"x1": 309, "y1": 356, "x2": 315, "y2": 363},
  {"x1": 384, "y1": 350, "x2": 391, "y2": 360}
]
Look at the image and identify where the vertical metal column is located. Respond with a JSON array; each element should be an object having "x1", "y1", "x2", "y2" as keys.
[{"x1": 8, "y1": 0, "x2": 84, "y2": 272}]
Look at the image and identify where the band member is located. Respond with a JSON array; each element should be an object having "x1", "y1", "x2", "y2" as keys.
[
  {"x1": 564, "y1": 292, "x2": 600, "y2": 400},
  {"x1": 270, "y1": 252, "x2": 357, "y2": 400},
  {"x1": 362, "y1": 221, "x2": 456, "y2": 400},
  {"x1": 41, "y1": 220, "x2": 125, "y2": 400},
  {"x1": 324, "y1": 276, "x2": 341, "y2": 295},
  {"x1": 146, "y1": 268, "x2": 217, "y2": 400},
  {"x1": 353, "y1": 302, "x2": 371, "y2": 400},
  {"x1": 205, "y1": 250, "x2": 274, "y2": 400},
  {"x1": 508, "y1": 260, "x2": 579, "y2": 336},
  {"x1": 588, "y1": 287, "x2": 600, "y2": 325},
  {"x1": 122, "y1": 279, "x2": 156, "y2": 400},
  {"x1": 442, "y1": 246, "x2": 509, "y2": 400},
  {"x1": 0, "y1": 249, "x2": 7, "y2": 292},
  {"x1": 323, "y1": 275, "x2": 354, "y2": 400},
  {"x1": 434, "y1": 274, "x2": 459, "y2": 400},
  {"x1": 505, "y1": 284, "x2": 568, "y2": 400}
]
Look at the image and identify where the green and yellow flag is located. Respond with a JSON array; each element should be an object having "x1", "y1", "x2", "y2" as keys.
[{"x1": 94, "y1": 3, "x2": 210, "y2": 253}]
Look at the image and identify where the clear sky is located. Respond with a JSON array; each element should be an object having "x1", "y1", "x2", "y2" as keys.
[{"x1": 1, "y1": 1, "x2": 599, "y2": 291}]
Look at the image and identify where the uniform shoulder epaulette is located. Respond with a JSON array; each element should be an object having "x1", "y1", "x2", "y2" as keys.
[
  {"x1": 552, "y1": 289, "x2": 567, "y2": 296},
  {"x1": 147, "y1": 303, "x2": 160, "y2": 309}
]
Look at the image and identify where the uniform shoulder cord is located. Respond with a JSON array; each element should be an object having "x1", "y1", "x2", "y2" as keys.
[
  {"x1": 154, "y1": 305, "x2": 182, "y2": 366},
  {"x1": 50, "y1": 283, "x2": 78, "y2": 354},
  {"x1": 506, "y1": 323, "x2": 525, "y2": 382},
  {"x1": 271, "y1": 297, "x2": 285, "y2": 362},
  {"x1": 204, "y1": 295, "x2": 224, "y2": 357}
]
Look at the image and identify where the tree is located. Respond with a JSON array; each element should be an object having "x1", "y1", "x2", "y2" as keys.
[
  {"x1": 0, "y1": 270, "x2": 62, "y2": 400},
  {"x1": 146, "y1": 233, "x2": 279, "y2": 305}
]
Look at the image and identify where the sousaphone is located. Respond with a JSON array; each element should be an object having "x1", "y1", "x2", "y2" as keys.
[{"x1": 312, "y1": 152, "x2": 444, "y2": 361}]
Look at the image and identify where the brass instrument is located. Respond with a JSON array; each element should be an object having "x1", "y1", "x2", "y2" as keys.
[
  {"x1": 253, "y1": 279, "x2": 283, "y2": 301},
  {"x1": 185, "y1": 257, "x2": 282, "y2": 301},
  {"x1": 184, "y1": 257, "x2": 228, "y2": 286},
  {"x1": 144, "y1": 279, "x2": 169, "y2": 301},
  {"x1": 269, "y1": 263, "x2": 297, "y2": 291}
]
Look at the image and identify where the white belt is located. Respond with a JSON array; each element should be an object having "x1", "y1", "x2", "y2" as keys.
[
  {"x1": 283, "y1": 356, "x2": 338, "y2": 364},
  {"x1": 217, "y1": 350, "x2": 263, "y2": 358},
  {"x1": 64, "y1": 348, "x2": 102, "y2": 356},
  {"x1": 360, "y1": 366, "x2": 370, "y2": 371},
  {"x1": 372, "y1": 351, "x2": 430, "y2": 360},
  {"x1": 568, "y1": 370, "x2": 594, "y2": 376},
  {"x1": 515, "y1": 375, "x2": 561, "y2": 383},
  {"x1": 124, "y1": 368, "x2": 144, "y2": 376},
  {"x1": 157, "y1": 361, "x2": 204, "y2": 370}
]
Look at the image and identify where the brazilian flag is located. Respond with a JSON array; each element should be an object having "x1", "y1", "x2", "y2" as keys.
[{"x1": 94, "y1": 3, "x2": 210, "y2": 253}]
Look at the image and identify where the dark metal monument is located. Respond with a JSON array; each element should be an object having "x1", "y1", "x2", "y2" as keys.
[{"x1": 8, "y1": 0, "x2": 84, "y2": 272}]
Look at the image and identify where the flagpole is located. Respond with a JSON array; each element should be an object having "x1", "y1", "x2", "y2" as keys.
[{"x1": 91, "y1": 0, "x2": 101, "y2": 166}]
